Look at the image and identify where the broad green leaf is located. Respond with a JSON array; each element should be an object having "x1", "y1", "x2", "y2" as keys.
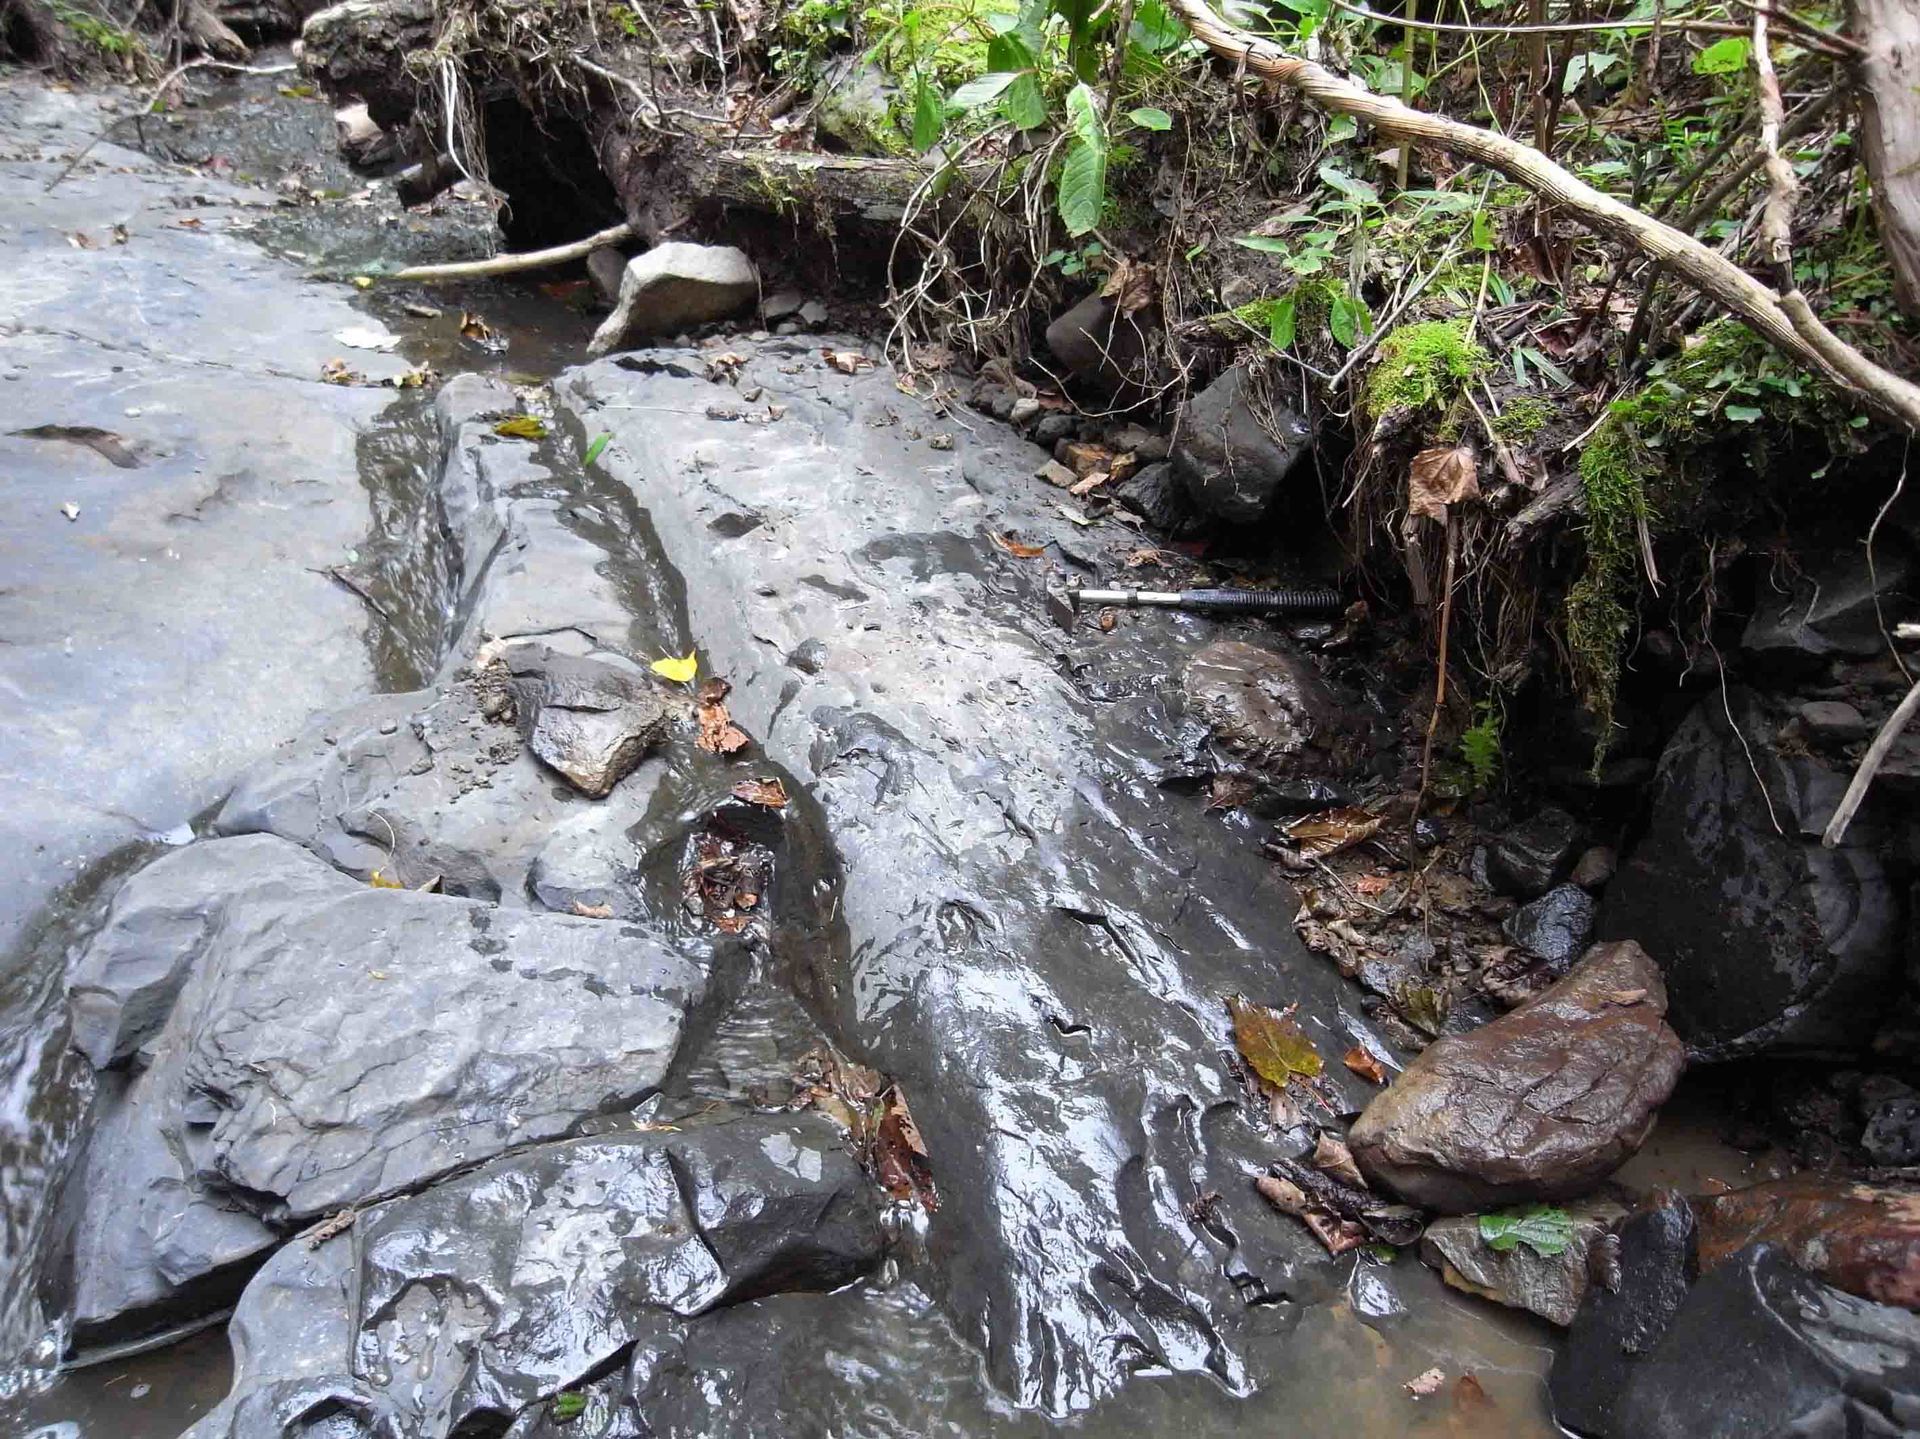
[
  {"x1": 1130, "y1": 0, "x2": 1186, "y2": 51},
  {"x1": 1058, "y1": 138, "x2": 1107, "y2": 237},
  {"x1": 1328, "y1": 290, "x2": 1371, "y2": 348},
  {"x1": 1477, "y1": 1204, "x2": 1576, "y2": 1257},
  {"x1": 1065, "y1": 82, "x2": 1105, "y2": 150},
  {"x1": 1002, "y1": 72, "x2": 1049, "y2": 129},
  {"x1": 493, "y1": 414, "x2": 547, "y2": 440},
  {"x1": 948, "y1": 72, "x2": 1020, "y2": 110},
  {"x1": 986, "y1": 31, "x2": 1035, "y2": 68},
  {"x1": 1267, "y1": 295, "x2": 1296, "y2": 351},
  {"x1": 1228, "y1": 995, "x2": 1324, "y2": 1087},
  {"x1": 912, "y1": 80, "x2": 943, "y2": 152},
  {"x1": 553, "y1": 1391, "x2": 588, "y2": 1422},
  {"x1": 1693, "y1": 35, "x2": 1751, "y2": 74},
  {"x1": 1128, "y1": 106, "x2": 1174, "y2": 131},
  {"x1": 651, "y1": 651, "x2": 699, "y2": 684},
  {"x1": 1231, "y1": 234, "x2": 1293, "y2": 254},
  {"x1": 1562, "y1": 49, "x2": 1621, "y2": 92},
  {"x1": 1725, "y1": 403, "x2": 1764, "y2": 422},
  {"x1": 583, "y1": 432, "x2": 611, "y2": 466},
  {"x1": 1326, "y1": 114, "x2": 1358, "y2": 143},
  {"x1": 1470, "y1": 208, "x2": 1496, "y2": 252},
  {"x1": 1317, "y1": 163, "x2": 1378, "y2": 206}
]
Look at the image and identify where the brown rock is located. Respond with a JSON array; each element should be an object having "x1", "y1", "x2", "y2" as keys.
[
  {"x1": 1181, "y1": 639, "x2": 1354, "y2": 778},
  {"x1": 1349, "y1": 941, "x2": 1685, "y2": 1212},
  {"x1": 1695, "y1": 1175, "x2": 1920, "y2": 1310}
]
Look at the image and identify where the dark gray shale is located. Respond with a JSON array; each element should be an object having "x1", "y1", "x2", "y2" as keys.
[{"x1": 558, "y1": 341, "x2": 1405, "y2": 1415}]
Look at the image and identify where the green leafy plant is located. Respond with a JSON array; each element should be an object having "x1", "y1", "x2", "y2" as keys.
[
  {"x1": 1058, "y1": 81, "x2": 1109, "y2": 236},
  {"x1": 1457, "y1": 701, "x2": 1502, "y2": 792},
  {"x1": 552, "y1": 1391, "x2": 589, "y2": 1422},
  {"x1": 1476, "y1": 1204, "x2": 1575, "y2": 1257}
]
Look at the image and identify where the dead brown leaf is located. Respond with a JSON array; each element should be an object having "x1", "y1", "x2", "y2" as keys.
[
  {"x1": 1207, "y1": 774, "x2": 1258, "y2": 811},
  {"x1": 1311, "y1": 1132, "x2": 1367, "y2": 1189},
  {"x1": 1099, "y1": 255, "x2": 1158, "y2": 317},
  {"x1": 1125, "y1": 547, "x2": 1174, "y2": 569},
  {"x1": 1353, "y1": 873, "x2": 1393, "y2": 896},
  {"x1": 1405, "y1": 1367, "x2": 1446, "y2": 1399},
  {"x1": 821, "y1": 347, "x2": 874, "y2": 375},
  {"x1": 1303, "y1": 1209, "x2": 1370, "y2": 1255},
  {"x1": 1456, "y1": 1372, "x2": 1492, "y2": 1409},
  {"x1": 1255, "y1": 1174, "x2": 1309, "y2": 1215},
  {"x1": 571, "y1": 901, "x2": 614, "y2": 919},
  {"x1": 731, "y1": 777, "x2": 789, "y2": 808},
  {"x1": 1343, "y1": 1046, "x2": 1387, "y2": 1084},
  {"x1": 1282, "y1": 806, "x2": 1383, "y2": 859},
  {"x1": 459, "y1": 310, "x2": 493, "y2": 343},
  {"x1": 683, "y1": 829, "x2": 768, "y2": 930},
  {"x1": 992, "y1": 532, "x2": 1047, "y2": 559},
  {"x1": 1069, "y1": 469, "x2": 1112, "y2": 498},
  {"x1": 695, "y1": 677, "x2": 751, "y2": 755},
  {"x1": 1097, "y1": 608, "x2": 1118, "y2": 632},
  {"x1": 1407, "y1": 444, "x2": 1481, "y2": 523}
]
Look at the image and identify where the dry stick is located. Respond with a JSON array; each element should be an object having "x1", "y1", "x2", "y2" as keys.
[
  {"x1": 1750, "y1": 4, "x2": 1797, "y2": 288},
  {"x1": 389, "y1": 221, "x2": 635, "y2": 282},
  {"x1": 1164, "y1": 0, "x2": 1920, "y2": 432},
  {"x1": 1823, "y1": 676, "x2": 1920, "y2": 846},
  {"x1": 1413, "y1": 515, "x2": 1459, "y2": 820}
]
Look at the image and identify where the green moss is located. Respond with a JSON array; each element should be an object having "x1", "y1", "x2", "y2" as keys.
[
  {"x1": 1491, "y1": 394, "x2": 1555, "y2": 443},
  {"x1": 1363, "y1": 318, "x2": 1487, "y2": 421}
]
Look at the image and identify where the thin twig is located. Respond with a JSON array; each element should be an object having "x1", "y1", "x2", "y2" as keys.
[
  {"x1": 1824, "y1": 677, "x2": 1920, "y2": 846},
  {"x1": 1749, "y1": 2, "x2": 1797, "y2": 288},
  {"x1": 46, "y1": 58, "x2": 294, "y2": 191}
]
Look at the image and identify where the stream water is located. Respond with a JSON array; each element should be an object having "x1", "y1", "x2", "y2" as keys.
[{"x1": 0, "y1": 62, "x2": 1771, "y2": 1439}]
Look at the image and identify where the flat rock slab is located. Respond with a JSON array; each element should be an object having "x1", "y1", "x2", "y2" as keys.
[
  {"x1": 182, "y1": 1114, "x2": 881, "y2": 1439},
  {"x1": 1422, "y1": 1194, "x2": 1628, "y2": 1326},
  {"x1": 557, "y1": 340, "x2": 1396, "y2": 1416},
  {"x1": 65, "y1": 834, "x2": 710, "y2": 1344},
  {"x1": 1350, "y1": 941, "x2": 1684, "y2": 1212}
]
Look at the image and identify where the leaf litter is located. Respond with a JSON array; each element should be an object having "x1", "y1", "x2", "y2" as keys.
[
  {"x1": 797, "y1": 1048, "x2": 938, "y2": 1211},
  {"x1": 696, "y1": 677, "x2": 751, "y2": 755}
]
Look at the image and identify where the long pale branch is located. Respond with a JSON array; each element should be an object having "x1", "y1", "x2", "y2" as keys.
[{"x1": 1165, "y1": 0, "x2": 1920, "y2": 432}]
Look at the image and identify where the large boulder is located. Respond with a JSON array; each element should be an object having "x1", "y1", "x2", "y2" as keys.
[
  {"x1": 1170, "y1": 366, "x2": 1312, "y2": 525},
  {"x1": 1349, "y1": 941, "x2": 1684, "y2": 1212},
  {"x1": 182, "y1": 1114, "x2": 882, "y2": 1439},
  {"x1": 1696, "y1": 1176, "x2": 1920, "y2": 1310},
  {"x1": 587, "y1": 244, "x2": 760, "y2": 356},
  {"x1": 1599, "y1": 689, "x2": 1903, "y2": 1059},
  {"x1": 1044, "y1": 292, "x2": 1154, "y2": 397},
  {"x1": 1553, "y1": 1235, "x2": 1920, "y2": 1438},
  {"x1": 64, "y1": 835, "x2": 710, "y2": 1345}
]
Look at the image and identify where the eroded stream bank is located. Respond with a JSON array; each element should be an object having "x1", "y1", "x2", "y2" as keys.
[{"x1": 2, "y1": 57, "x2": 1915, "y2": 1439}]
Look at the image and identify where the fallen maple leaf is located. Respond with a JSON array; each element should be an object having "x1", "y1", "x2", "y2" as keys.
[
  {"x1": 731, "y1": 777, "x2": 789, "y2": 808},
  {"x1": 1407, "y1": 444, "x2": 1480, "y2": 523},
  {"x1": 1343, "y1": 1046, "x2": 1388, "y2": 1084},
  {"x1": 1228, "y1": 995, "x2": 1324, "y2": 1087}
]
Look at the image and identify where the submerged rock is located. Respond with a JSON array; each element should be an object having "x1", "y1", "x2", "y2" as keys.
[
  {"x1": 1599, "y1": 689, "x2": 1902, "y2": 1058},
  {"x1": 1696, "y1": 1176, "x2": 1920, "y2": 1310},
  {"x1": 1421, "y1": 1193, "x2": 1627, "y2": 1326},
  {"x1": 587, "y1": 243, "x2": 759, "y2": 357},
  {"x1": 1349, "y1": 941, "x2": 1684, "y2": 1212},
  {"x1": 65, "y1": 834, "x2": 709, "y2": 1345},
  {"x1": 183, "y1": 1114, "x2": 881, "y2": 1439},
  {"x1": 1170, "y1": 366, "x2": 1312, "y2": 525}
]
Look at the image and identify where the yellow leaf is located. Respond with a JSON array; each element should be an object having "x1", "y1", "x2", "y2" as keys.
[
  {"x1": 1228, "y1": 995, "x2": 1324, "y2": 1087},
  {"x1": 351, "y1": 275, "x2": 374, "y2": 290},
  {"x1": 493, "y1": 415, "x2": 548, "y2": 441},
  {"x1": 651, "y1": 652, "x2": 699, "y2": 684},
  {"x1": 368, "y1": 870, "x2": 403, "y2": 889}
]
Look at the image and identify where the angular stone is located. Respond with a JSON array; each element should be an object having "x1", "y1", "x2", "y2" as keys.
[
  {"x1": 1503, "y1": 883, "x2": 1596, "y2": 966},
  {"x1": 587, "y1": 245, "x2": 628, "y2": 307},
  {"x1": 1112, "y1": 459, "x2": 1193, "y2": 532},
  {"x1": 587, "y1": 244, "x2": 759, "y2": 357},
  {"x1": 1599, "y1": 689, "x2": 1902, "y2": 1058},
  {"x1": 1697, "y1": 1176, "x2": 1920, "y2": 1310},
  {"x1": 1170, "y1": 366, "x2": 1312, "y2": 525},
  {"x1": 1556, "y1": 1240, "x2": 1920, "y2": 1439},
  {"x1": 1801, "y1": 698, "x2": 1872, "y2": 742},
  {"x1": 1349, "y1": 941, "x2": 1684, "y2": 1212},
  {"x1": 504, "y1": 644, "x2": 673, "y2": 797},
  {"x1": 1742, "y1": 544, "x2": 1915, "y2": 669},
  {"x1": 1487, "y1": 807, "x2": 1581, "y2": 898},
  {"x1": 1182, "y1": 638, "x2": 1354, "y2": 778},
  {"x1": 1044, "y1": 292, "x2": 1151, "y2": 395},
  {"x1": 66, "y1": 835, "x2": 709, "y2": 1344},
  {"x1": 1571, "y1": 845, "x2": 1617, "y2": 890},
  {"x1": 183, "y1": 1115, "x2": 882, "y2": 1439},
  {"x1": 1551, "y1": 1191, "x2": 1701, "y2": 1437},
  {"x1": 1421, "y1": 1193, "x2": 1627, "y2": 1326}
]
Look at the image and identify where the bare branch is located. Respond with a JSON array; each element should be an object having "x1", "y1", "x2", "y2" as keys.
[{"x1": 1750, "y1": 3, "x2": 1797, "y2": 286}]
